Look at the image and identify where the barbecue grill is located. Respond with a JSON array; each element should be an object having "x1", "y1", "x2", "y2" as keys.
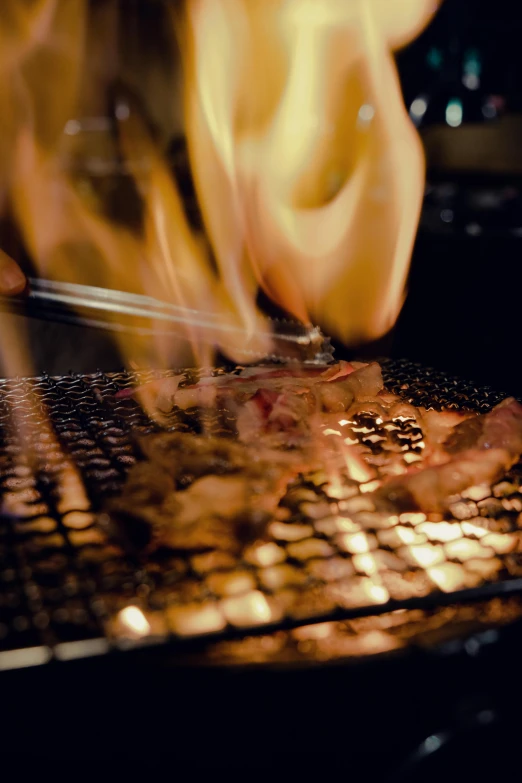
[
  {"x1": 2, "y1": 356, "x2": 522, "y2": 671},
  {"x1": 2, "y1": 360, "x2": 522, "y2": 781}
]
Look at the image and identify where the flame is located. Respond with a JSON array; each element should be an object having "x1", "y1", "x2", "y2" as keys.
[
  {"x1": 0, "y1": 0, "x2": 439, "y2": 373},
  {"x1": 180, "y1": 0, "x2": 437, "y2": 344},
  {"x1": 117, "y1": 107, "x2": 272, "y2": 364},
  {"x1": 1, "y1": 0, "x2": 270, "y2": 374}
]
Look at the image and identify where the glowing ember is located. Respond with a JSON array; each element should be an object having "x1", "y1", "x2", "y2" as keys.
[
  {"x1": 222, "y1": 591, "x2": 280, "y2": 627},
  {"x1": 427, "y1": 563, "x2": 477, "y2": 593},
  {"x1": 344, "y1": 436, "x2": 359, "y2": 446},
  {"x1": 405, "y1": 544, "x2": 445, "y2": 569},
  {"x1": 366, "y1": 583, "x2": 389, "y2": 605},
  {"x1": 327, "y1": 477, "x2": 355, "y2": 500},
  {"x1": 337, "y1": 531, "x2": 376, "y2": 554},
  {"x1": 445, "y1": 539, "x2": 494, "y2": 562},
  {"x1": 259, "y1": 564, "x2": 307, "y2": 590},
  {"x1": 463, "y1": 486, "x2": 492, "y2": 502},
  {"x1": 340, "y1": 496, "x2": 376, "y2": 514},
  {"x1": 117, "y1": 606, "x2": 151, "y2": 639},
  {"x1": 395, "y1": 526, "x2": 422, "y2": 545},
  {"x1": 404, "y1": 453, "x2": 422, "y2": 464},
  {"x1": 167, "y1": 602, "x2": 226, "y2": 636},
  {"x1": 460, "y1": 521, "x2": 489, "y2": 539},
  {"x1": 417, "y1": 521, "x2": 462, "y2": 543},
  {"x1": 351, "y1": 426, "x2": 374, "y2": 435},
  {"x1": 359, "y1": 479, "x2": 381, "y2": 494},
  {"x1": 269, "y1": 521, "x2": 314, "y2": 541},
  {"x1": 293, "y1": 622, "x2": 336, "y2": 641},
  {"x1": 343, "y1": 449, "x2": 376, "y2": 483},
  {"x1": 207, "y1": 570, "x2": 256, "y2": 596},
  {"x1": 244, "y1": 541, "x2": 286, "y2": 567},
  {"x1": 353, "y1": 553, "x2": 378, "y2": 576},
  {"x1": 482, "y1": 533, "x2": 518, "y2": 555},
  {"x1": 335, "y1": 516, "x2": 361, "y2": 533},
  {"x1": 377, "y1": 526, "x2": 420, "y2": 548},
  {"x1": 466, "y1": 558, "x2": 503, "y2": 580},
  {"x1": 287, "y1": 538, "x2": 335, "y2": 560},
  {"x1": 399, "y1": 512, "x2": 427, "y2": 526}
]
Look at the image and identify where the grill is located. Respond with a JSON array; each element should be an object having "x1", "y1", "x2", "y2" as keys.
[{"x1": 2, "y1": 357, "x2": 522, "y2": 671}]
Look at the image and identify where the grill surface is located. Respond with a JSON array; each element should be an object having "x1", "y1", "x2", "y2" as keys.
[{"x1": 1, "y1": 357, "x2": 522, "y2": 670}]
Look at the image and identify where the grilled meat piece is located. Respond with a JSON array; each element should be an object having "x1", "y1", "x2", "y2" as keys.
[
  {"x1": 137, "y1": 432, "x2": 252, "y2": 481},
  {"x1": 108, "y1": 433, "x2": 304, "y2": 551},
  {"x1": 471, "y1": 397, "x2": 522, "y2": 454},
  {"x1": 111, "y1": 360, "x2": 521, "y2": 550},
  {"x1": 442, "y1": 416, "x2": 484, "y2": 455},
  {"x1": 379, "y1": 447, "x2": 512, "y2": 513},
  {"x1": 120, "y1": 361, "x2": 384, "y2": 447},
  {"x1": 419, "y1": 409, "x2": 475, "y2": 458},
  {"x1": 378, "y1": 398, "x2": 522, "y2": 512},
  {"x1": 233, "y1": 361, "x2": 383, "y2": 443},
  {"x1": 119, "y1": 360, "x2": 382, "y2": 413}
]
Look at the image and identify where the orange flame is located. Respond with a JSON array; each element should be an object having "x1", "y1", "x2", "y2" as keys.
[
  {"x1": 180, "y1": 0, "x2": 438, "y2": 344},
  {"x1": 0, "y1": 0, "x2": 439, "y2": 369}
]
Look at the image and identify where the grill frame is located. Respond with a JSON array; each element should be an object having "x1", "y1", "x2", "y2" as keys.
[{"x1": 1, "y1": 357, "x2": 522, "y2": 671}]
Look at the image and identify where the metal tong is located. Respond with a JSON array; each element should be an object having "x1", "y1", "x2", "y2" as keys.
[{"x1": 0, "y1": 277, "x2": 333, "y2": 364}]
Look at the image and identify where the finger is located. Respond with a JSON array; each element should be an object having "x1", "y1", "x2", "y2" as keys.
[{"x1": 0, "y1": 249, "x2": 26, "y2": 294}]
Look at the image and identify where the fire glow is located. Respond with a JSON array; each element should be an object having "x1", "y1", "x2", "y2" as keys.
[
  {"x1": 182, "y1": 0, "x2": 435, "y2": 345},
  {"x1": 3, "y1": 1, "x2": 490, "y2": 643},
  {"x1": 0, "y1": 0, "x2": 438, "y2": 372}
]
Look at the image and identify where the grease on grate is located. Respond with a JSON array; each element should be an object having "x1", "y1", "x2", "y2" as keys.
[{"x1": 1, "y1": 360, "x2": 522, "y2": 669}]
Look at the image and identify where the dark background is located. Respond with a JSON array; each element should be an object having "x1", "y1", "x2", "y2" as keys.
[{"x1": 392, "y1": 0, "x2": 522, "y2": 395}]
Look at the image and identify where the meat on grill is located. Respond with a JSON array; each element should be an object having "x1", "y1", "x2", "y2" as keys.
[
  {"x1": 119, "y1": 361, "x2": 384, "y2": 445},
  {"x1": 234, "y1": 362, "x2": 383, "y2": 445},
  {"x1": 111, "y1": 360, "x2": 522, "y2": 548},
  {"x1": 108, "y1": 433, "x2": 307, "y2": 551},
  {"x1": 378, "y1": 398, "x2": 522, "y2": 512},
  {"x1": 110, "y1": 362, "x2": 389, "y2": 549},
  {"x1": 120, "y1": 361, "x2": 380, "y2": 410}
]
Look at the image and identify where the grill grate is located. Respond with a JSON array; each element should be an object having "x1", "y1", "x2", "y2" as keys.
[{"x1": 1, "y1": 358, "x2": 522, "y2": 670}]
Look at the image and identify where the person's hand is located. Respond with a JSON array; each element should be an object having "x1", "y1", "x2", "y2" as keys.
[{"x1": 0, "y1": 249, "x2": 26, "y2": 294}]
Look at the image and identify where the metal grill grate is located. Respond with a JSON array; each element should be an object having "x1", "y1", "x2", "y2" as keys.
[{"x1": 1, "y1": 358, "x2": 522, "y2": 670}]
